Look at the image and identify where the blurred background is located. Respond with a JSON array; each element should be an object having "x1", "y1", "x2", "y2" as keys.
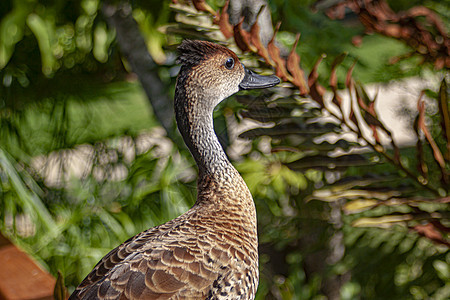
[{"x1": 0, "y1": 0, "x2": 448, "y2": 299}]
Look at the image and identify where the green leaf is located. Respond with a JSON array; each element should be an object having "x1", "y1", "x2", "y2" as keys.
[
  {"x1": 240, "y1": 122, "x2": 340, "y2": 139},
  {"x1": 309, "y1": 188, "x2": 401, "y2": 202},
  {"x1": 0, "y1": 6, "x2": 28, "y2": 69},
  {"x1": 352, "y1": 215, "x2": 411, "y2": 228},
  {"x1": 240, "y1": 107, "x2": 294, "y2": 122},
  {"x1": 26, "y1": 13, "x2": 56, "y2": 76},
  {"x1": 433, "y1": 260, "x2": 450, "y2": 281},
  {"x1": 286, "y1": 154, "x2": 369, "y2": 171},
  {"x1": 0, "y1": 148, "x2": 57, "y2": 232},
  {"x1": 344, "y1": 199, "x2": 379, "y2": 213}
]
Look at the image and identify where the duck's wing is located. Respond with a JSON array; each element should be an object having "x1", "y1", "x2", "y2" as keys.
[{"x1": 69, "y1": 218, "x2": 221, "y2": 300}]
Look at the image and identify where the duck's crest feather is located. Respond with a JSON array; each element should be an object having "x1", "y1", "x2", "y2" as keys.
[{"x1": 177, "y1": 40, "x2": 228, "y2": 67}]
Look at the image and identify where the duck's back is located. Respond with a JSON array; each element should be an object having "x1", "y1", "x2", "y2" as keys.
[{"x1": 70, "y1": 180, "x2": 258, "y2": 300}]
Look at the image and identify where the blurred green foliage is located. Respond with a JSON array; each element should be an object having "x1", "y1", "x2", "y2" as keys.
[{"x1": 0, "y1": 0, "x2": 448, "y2": 298}]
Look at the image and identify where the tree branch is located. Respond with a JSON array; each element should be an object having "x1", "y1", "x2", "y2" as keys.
[{"x1": 102, "y1": 2, "x2": 179, "y2": 144}]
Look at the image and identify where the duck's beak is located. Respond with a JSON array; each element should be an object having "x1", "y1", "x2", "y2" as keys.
[{"x1": 239, "y1": 67, "x2": 280, "y2": 90}]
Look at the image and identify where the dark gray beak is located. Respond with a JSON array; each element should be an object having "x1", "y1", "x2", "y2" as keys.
[{"x1": 239, "y1": 67, "x2": 280, "y2": 90}]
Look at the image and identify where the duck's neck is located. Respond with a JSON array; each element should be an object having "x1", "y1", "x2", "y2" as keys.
[
  {"x1": 175, "y1": 81, "x2": 235, "y2": 181},
  {"x1": 175, "y1": 72, "x2": 256, "y2": 222}
]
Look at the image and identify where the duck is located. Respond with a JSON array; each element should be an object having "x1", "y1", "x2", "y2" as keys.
[{"x1": 69, "y1": 39, "x2": 280, "y2": 300}]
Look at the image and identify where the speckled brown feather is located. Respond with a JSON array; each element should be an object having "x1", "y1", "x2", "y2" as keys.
[
  {"x1": 70, "y1": 175, "x2": 258, "y2": 299},
  {"x1": 69, "y1": 40, "x2": 266, "y2": 300}
]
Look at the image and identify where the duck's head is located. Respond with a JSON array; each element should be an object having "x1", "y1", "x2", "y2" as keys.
[{"x1": 176, "y1": 40, "x2": 280, "y2": 108}]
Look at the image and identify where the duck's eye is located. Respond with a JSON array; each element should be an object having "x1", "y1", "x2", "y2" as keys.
[{"x1": 225, "y1": 57, "x2": 235, "y2": 70}]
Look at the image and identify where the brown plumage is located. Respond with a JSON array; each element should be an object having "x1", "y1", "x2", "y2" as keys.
[{"x1": 69, "y1": 40, "x2": 280, "y2": 300}]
